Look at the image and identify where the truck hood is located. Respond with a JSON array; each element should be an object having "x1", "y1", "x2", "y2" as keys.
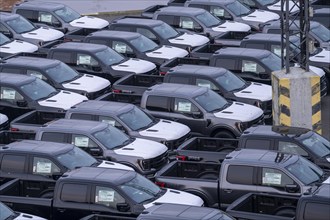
[
  {"x1": 168, "y1": 32, "x2": 209, "y2": 47},
  {"x1": 38, "y1": 90, "x2": 87, "y2": 110},
  {"x1": 234, "y1": 82, "x2": 272, "y2": 102},
  {"x1": 0, "y1": 40, "x2": 38, "y2": 54},
  {"x1": 114, "y1": 138, "x2": 168, "y2": 159},
  {"x1": 309, "y1": 48, "x2": 330, "y2": 63},
  {"x1": 294, "y1": 63, "x2": 326, "y2": 77},
  {"x1": 22, "y1": 27, "x2": 64, "y2": 42},
  {"x1": 212, "y1": 21, "x2": 251, "y2": 32},
  {"x1": 112, "y1": 58, "x2": 156, "y2": 74},
  {"x1": 143, "y1": 188, "x2": 204, "y2": 209},
  {"x1": 322, "y1": 176, "x2": 330, "y2": 184},
  {"x1": 0, "y1": 113, "x2": 8, "y2": 125},
  {"x1": 97, "y1": 160, "x2": 134, "y2": 171},
  {"x1": 62, "y1": 74, "x2": 110, "y2": 92},
  {"x1": 15, "y1": 212, "x2": 47, "y2": 220},
  {"x1": 139, "y1": 119, "x2": 190, "y2": 141},
  {"x1": 267, "y1": 0, "x2": 299, "y2": 13},
  {"x1": 241, "y1": 10, "x2": 280, "y2": 23},
  {"x1": 69, "y1": 16, "x2": 109, "y2": 29},
  {"x1": 213, "y1": 102, "x2": 263, "y2": 122},
  {"x1": 146, "y1": 45, "x2": 188, "y2": 60}
]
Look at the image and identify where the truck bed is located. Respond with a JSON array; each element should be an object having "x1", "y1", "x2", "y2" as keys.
[
  {"x1": 96, "y1": 92, "x2": 142, "y2": 105},
  {"x1": 159, "y1": 57, "x2": 210, "y2": 73},
  {"x1": 141, "y1": 5, "x2": 167, "y2": 18},
  {"x1": 0, "y1": 130, "x2": 36, "y2": 145},
  {"x1": 190, "y1": 44, "x2": 226, "y2": 59},
  {"x1": 64, "y1": 28, "x2": 98, "y2": 42}
]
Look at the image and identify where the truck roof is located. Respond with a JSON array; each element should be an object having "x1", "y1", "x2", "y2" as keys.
[
  {"x1": 263, "y1": 20, "x2": 322, "y2": 31},
  {"x1": 168, "y1": 64, "x2": 227, "y2": 76},
  {"x1": 156, "y1": 6, "x2": 206, "y2": 16},
  {"x1": 61, "y1": 166, "x2": 136, "y2": 185},
  {"x1": 13, "y1": 0, "x2": 65, "y2": 11},
  {"x1": 4, "y1": 56, "x2": 60, "y2": 68},
  {"x1": 68, "y1": 100, "x2": 133, "y2": 115},
  {"x1": 0, "y1": 12, "x2": 20, "y2": 22},
  {"x1": 1, "y1": 140, "x2": 73, "y2": 155},
  {"x1": 41, "y1": 118, "x2": 108, "y2": 133},
  {"x1": 313, "y1": 184, "x2": 330, "y2": 199},
  {"x1": 0, "y1": 72, "x2": 35, "y2": 86},
  {"x1": 187, "y1": 0, "x2": 235, "y2": 5},
  {"x1": 227, "y1": 149, "x2": 299, "y2": 166},
  {"x1": 88, "y1": 30, "x2": 140, "y2": 41},
  {"x1": 113, "y1": 17, "x2": 164, "y2": 27},
  {"x1": 215, "y1": 47, "x2": 271, "y2": 59},
  {"x1": 242, "y1": 33, "x2": 299, "y2": 43},
  {"x1": 147, "y1": 83, "x2": 207, "y2": 98},
  {"x1": 51, "y1": 42, "x2": 108, "y2": 53},
  {"x1": 242, "y1": 125, "x2": 311, "y2": 138}
]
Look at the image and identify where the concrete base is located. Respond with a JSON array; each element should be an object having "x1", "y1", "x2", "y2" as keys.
[{"x1": 272, "y1": 67, "x2": 322, "y2": 134}]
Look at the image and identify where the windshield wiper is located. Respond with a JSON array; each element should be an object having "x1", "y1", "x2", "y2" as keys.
[
  {"x1": 210, "y1": 102, "x2": 231, "y2": 113},
  {"x1": 38, "y1": 91, "x2": 59, "y2": 101},
  {"x1": 138, "y1": 121, "x2": 154, "y2": 131}
]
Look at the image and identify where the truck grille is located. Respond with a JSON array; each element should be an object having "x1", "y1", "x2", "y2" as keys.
[
  {"x1": 247, "y1": 114, "x2": 265, "y2": 128},
  {"x1": 144, "y1": 67, "x2": 159, "y2": 75},
  {"x1": 89, "y1": 86, "x2": 112, "y2": 100},
  {"x1": 142, "y1": 151, "x2": 169, "y2": 171}
]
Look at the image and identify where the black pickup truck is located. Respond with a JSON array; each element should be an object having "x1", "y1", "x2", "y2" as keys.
[
  {"x1": 0, "y1": 167, "x2": 203, "y2": 219},
  {"x1": 154, "y1": 148, "x2": 330, "y2": 210},
  {"x1": 226, "y1": 184, "x2": 330, "y2": 220}
]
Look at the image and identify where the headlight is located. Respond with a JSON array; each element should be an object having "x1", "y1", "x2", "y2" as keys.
[
  {"x1": 236, "y1": 122, "x2": 248, "y2": 133},
  {"x1": 254, "y1": 100, "x2": 262, "y2": 108},
  {"x1": 139, "y1": 159, "x2": 151, "y2": 170},
  {"x1": 326, "y1": 157, "x2": 330, "y2": 163}
]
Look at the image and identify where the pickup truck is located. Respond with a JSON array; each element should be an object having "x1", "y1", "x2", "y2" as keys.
[
  {"x1": 0, "y1": 32, "x2": 38, "y2": 58},
  {"x1": 226, "y1": 184, "x2": 330, "y2": 220},
  {"x1": 0, "y1": 167, "x2": 203, "y2": 219},
  {"x1": 176, "y1": 124, "x2": 330, "y2": 171},
  {"x1": 154, "y1": 148, "x2": 330, "y2": 210},
  {"x1": 0, "y1": 201, "x2": 46, "y2": 220}
]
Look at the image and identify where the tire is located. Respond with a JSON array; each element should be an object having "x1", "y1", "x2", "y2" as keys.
[
  {"x1": 197, "y1": 172, "x2": 218, "y2": 180},
  {"x1": 274, "y1": 208, "x2": 296, "y2": 217},
  {"x1": 213, "y1": 131, "x2": 235, "y2": 139}
]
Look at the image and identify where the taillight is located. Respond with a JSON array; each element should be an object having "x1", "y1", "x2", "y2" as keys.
[
  {"x1": 176, "y1": 155, "x2": 187, "y2": 161},
  {"x1": 112, "y1": 89, "x2": 121, "y2": 93},
  {"x1": 155, "y1": 182, "x2": 166, "y2": 188},
  {"x1": 159, "y1": 71, "x2": 167, "y2": 76},
  {"x1": 10, "y1": 127, "x2": 19, "y2": 131}
]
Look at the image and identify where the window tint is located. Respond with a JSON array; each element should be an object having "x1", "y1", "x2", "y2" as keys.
[
  {"x1": 196, "y1": 78, "x2": 219, "y2": 91},
  {"x1": 227, "y1": 165, "x2": 254, "y2": 185},
  {"x1": 51, "y1": 52, "x2": 72, "y2": 63},
  {"x1": 1, "y1": 155, "x2": 25, "y2": 173},
  {"x1": 157, "y1": 15, "x2": 174, "y2": 25},
  {"x1": 174, "y1": 98, "x2": 199, "y2": 113},
  {"x1": 71, "y1": 134, "x2": 98, "y2": 148},
  {"x1": 167, "y1": 76, "x2": 190, "y2": 84},
  {"x1": 179, "y1": 17, "x2": 199, "y2": 30},
  {"x1": 189, "y1": 4, "x2": 208, "y2": 10},
  {"x1": 77, "y1": 53, "x2": 99, "y2": 66},
  {"x1": 87, "y1": 39, "x2": 107, "y2": 45},
  {"x1": 61, "y1": 184, "x2": 88, "y2": 203},
  {"x1": 210, "y1": 6, "x2": 228, "y2": 18},
  {"x1": 245, "y1": 43, "x2": 265, "y2": 49},
  {"x1": 241, "y1": 60, "x2": 265, "y2": 74},
  {"x1": 146, "y1": 96, "x2": 169, "y2": 111},
  {"x1": 38, "y1": 12, "x2": 56, "y2": 25},
  {"x1": 0, "y1": 67, "x2": 22, "y2": 74},
  {"x1": 112, "y1": 41, "x2": 133, "y2": 54},
  {"x1": 32, "y1": 157, "x2": 60, "y2": 175},
  {"x1": 261, "y1": 168, "x2": 294, "y2": 188},
  {"x1": 244, "y1": 139, "x2": 271, "y2": 150},
  {"x1": 98, "y1": 115, "x2": 121, "y2": 128},
  {"x1": 0, "y1": 87, "x2": 23, "y2": 101},
  {"x1": 304, "y1": 202, "x2": 330, "y2": 220},
  {"x1": 137, "y1": 28, "x2": 157, "y2": 40},
  {"x1": 94, "y1": 186, "x2": 125, "y2": 209},
  {"x1": 69, "y1": 113, "x2": 94, "y2": 120},
  {"x1": 271, "y1": 44, "x2": 285, "y2": 57},
  {"x1": 16, "y1": 9, "x2": 35, "y2": 20},
  {"x1": 41, "y1": 132, "x2": 66, "y2": 143},
  {"x1": 278, "y1": 141, "x2": 308, "y2": 156},
  {"x1": 215, "y1": 58, "x2": 236, "y2": 70},
  {"x1": 27, "y1": 70, "x2": 46, "y2": 80},
  {"x1": 112, "y1": 26, "x2": 130, "y2": 31}
]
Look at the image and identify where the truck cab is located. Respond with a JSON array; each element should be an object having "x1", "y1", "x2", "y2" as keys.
[{"x1": 0, "y1": 33, "x2": 38, "y2": 58}]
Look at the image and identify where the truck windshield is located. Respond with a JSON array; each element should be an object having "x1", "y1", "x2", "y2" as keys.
[
  {"x1": 196, "y1": 11, "x2": 222, "y2": 28},
  {"x1": 0, "y1": 202, "x2": 17, "y2": 219},
  {"x1": 20, "y1": 77, "x2": 57, "y2": 101},
  {"x1": 56, "y1": 147, "x2": 97, "y2": 170},
  {"x1": 94, "y1": 47, "x2": 125, "y2": 66},
  {"x1": 0, "y1": 33, "x2": 10, "y2": 45},
  {"x1": 153, "y1": 22, "x2": 180, "y2": 39},
  {"x1": 227, "y1": 1, "x2": 252, "y2": 17},
  {"x1": 255, "y1": 0, "x2": 278, "y2": 6},
  {"x1": 311, "y1": 23, "x2": 330, "y2": 42},
  {"x1": 215, "y1": 70, "x2": 247, "y2": 92},
  {"x1": 46, "y1": 62, "x2": 80, "y2": 83},
  {"x1": 194, "y1": 90, "x2": 228, "y2": 112},
  {"x1": 118, "y1": 106, "x2": 154, "y2": 131},
  {"x1": 120, "y1": 173, "x2": 161, "y2": 203},
  {"x1": 299, "y1": 132, "x2": 330, "y2": 158},
  {"x1": 260, "y1": 53, "x2": 281, "y2": 71},
  {"x1": 286, "y1": 157, "x2": 324, "y2": 185},
  {"x1": 5, "y1": 16, "x2": 36, "y2": 34},
  {"x1": 54, "y1": 6, "x2": 80, "y2": 23},
  {"x1": 93, "y1": 125, "x2": 131, "y2": 150},
  {"x1": 130, "y1": 35, "x2": 158, "y2": 53}
]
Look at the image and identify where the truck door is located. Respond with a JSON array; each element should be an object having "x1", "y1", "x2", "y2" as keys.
[
  {"x1": 0, "y1": 154, "x2": 27, "y2": 185},
  {"x1": 70, "y1": 134, "x2": 104, "y2": 159},
  {"x1": 239, "y1": 59, "x2": 271, "y2": 84},
  {"x1": 75, "y1": 53, "x2": 105, "y2": 78}
]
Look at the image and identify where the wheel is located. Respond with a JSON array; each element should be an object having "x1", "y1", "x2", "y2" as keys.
[{"x1": 213, "y1": 131, "x2": 235, "y2": 139}]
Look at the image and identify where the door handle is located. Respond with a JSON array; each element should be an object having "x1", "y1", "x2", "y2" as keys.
[
  {"x1": 58, "y1": 208, "x2": 66, "y2": 213},
  {"x1": 224, "y1": 189, "x2": 232, "y2": 193}
]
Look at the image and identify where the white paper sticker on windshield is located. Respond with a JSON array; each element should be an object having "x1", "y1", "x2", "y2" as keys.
[
  {"x1": 213, "y1": 8, "x2": 224, "y2": 17},
  {"x1": 98, "y1": 190, "x2": 114, "y2": 202},
  {"x1": 1, "y1": 89, "x2": 16, "y2": 99},
  {"x1": 243, "y1": 62, "x2": 257, "y2": 72},
  {"x1": 102, "y1": 119, "x2": 116, "y2": 127},
  {"x1": 114, "y1": 44, "x2": 127, "y2": 53},
  {"x1": 181, "y1": 20, "x2": 194, "y2": 29},
  {"x1": 263, "y1": 172, "x2": 282, "y2": 185},
  {"x1": 36, "y1": 162, "x2": 52, "y2": 173},
  {"x1": 39, "y1": 14, "x2": 52, "y2": 23},
  {"x1": 74, "y1": 136, "x2": 89, "y2": 147},
  {"x1": 177, "y1": 101, "x2": 192, "y2": 112},
  {"x1": 29, "y1": 72, "x2": 43, "y2": 79},
  {"x1": 197, "y1": 82, "x2": 211, "y2": 88},
  {"x1": 78, "y1": 55, "x2": 91, "y2": 65}
]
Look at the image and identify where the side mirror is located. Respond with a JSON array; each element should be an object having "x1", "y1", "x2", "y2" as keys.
[
  {"x1": 285, "y1": 184, "x2": 300, "y2": 193},
  {"x1": 2, "y1": 31, "x2": 13, "y2": 38},
  {"x1": 52, "y1": 172, "x2": 63, "y2": 180},
  {"x1": 224, "y1": 15, "x2": 233, "y2": 20},
  {"x1": 89, "y1": 147, "x2": 102, "y2": 156},
  {"x1": 194, "y1": 26, "x2": 203, "y2": 33},
  {"x1": 191, "y1": 111, "x2": 203, "y2": 119},
  {"x1": 16, "y1": 100, "x2": 28, "y2": 107},
  {"x1": 53, "y1": 20, "x2": 61, "y2": 28},
  {"x1": 117, "y1": 203, "x2": 130, "y2": 212},
  {"x1": 91, "y1": 65, "x2": 102, "y2": 72}
]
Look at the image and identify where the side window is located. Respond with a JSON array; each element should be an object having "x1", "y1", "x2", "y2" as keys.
[
  {"x1": 71, "y1": 134, "x2": 98, "y2": 148},
  {"x1": 179, "y1": 17, "x2": 199, "y2": 30},
  {"x1": 174, "y1": 98, "x2": 199, "y2": 114},
  {"x1": 112, "y1": 41, "x2": 133, "y2": 54},
  {"x1": 94, "y1": 186, "x2": 125, "y2": 209},
  {"x1": 188, "y1": 4, "x2": 208, "y2": 10},
  {"x1": 157, "y1": 15, "x2": 174, "y2": 25},
  {"x1": 245, "y1": 43, "x2": 265, "y2": 50},
  {"x1": 239, "y1": 0, "x2": 256, "y2": 7},
  {"x1": 227, "y1": 165, "x2": 254, "y2": 185},
  {"x1": 196, "y1": 78, "x2": 219, "y2": 91},
  {"x1": 166, "y1": 76, "x2": 190, "y2": 84},
  {"x1": 0, "y1": 23, "x2": 11, "y2": 33},
  {"x1": 244, "y1": 139, "x2": 271, "y2": 150},
  {"x1": 38, "y1": 11, "x2": 60, "y2": 27},
  {"x1": 61, "y1": 184, "x2": 88, "y2": 203},
  {"x1": 69, "y1": 113, "x2": 94, "y2": 120},
  {"x1": 87, "y1": 39, "x2": 107, "y2": 45},
  {"x1": 0, "y1": 87, "x2": 24, "y2": 101},
  {"x1": 137, "y1": 28, "x2": 157, "y2": 40},
  {"x1": 241, "y1": 60, "x2": 265, "y2": 74},
  {"x1": 303, "y1": 202, "x2": 330, "y2": 220},
  {"x1": 261, "y1": 168, "x2": 294, "y2": 188},
  {"x1": 215, "y1": 58, "x2": 236, "y2": 70},
  {"x1": 51, "y1": 52, "x2": 72, "y2": 64},
  {"x1": 41, "y1": 132, "x2": 66, "y2": 143},
  {"x1": 1, "y1": 155, "x2": 26, "y2": 173},
  {"x1": 271, "y1": 44, "x2": 286, "y2": 57},
  {"x1": 77, "y1": 53, "x2": 99, "y2": 67},
  {"x1": 0, "y1": 67, "x2": 22, "y2": 74},
  {"x1": 278, "y1": 141, "x2": 308, "y2": 156},
  {"x1": 32, "y1": 157, "x2": 60, "y2": 175},
  {"x1": 146, "y1": 96, "x2": 169, "y2": 112},
  {"x1": 112, "y1": 26, "x2": 130, "y2": 31},
  {"x1": 27, "y1": 70, "x2": 47, "y2": 80},
  {"x1": 210, "y1": 6, "x2": 226, "y2": 18},
  {"x1": 98, "y1": 115, "x2": 122, "y2": 129},
  {"x1": 16, "y1": 9, "x2": 36, "y2": 21}
]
